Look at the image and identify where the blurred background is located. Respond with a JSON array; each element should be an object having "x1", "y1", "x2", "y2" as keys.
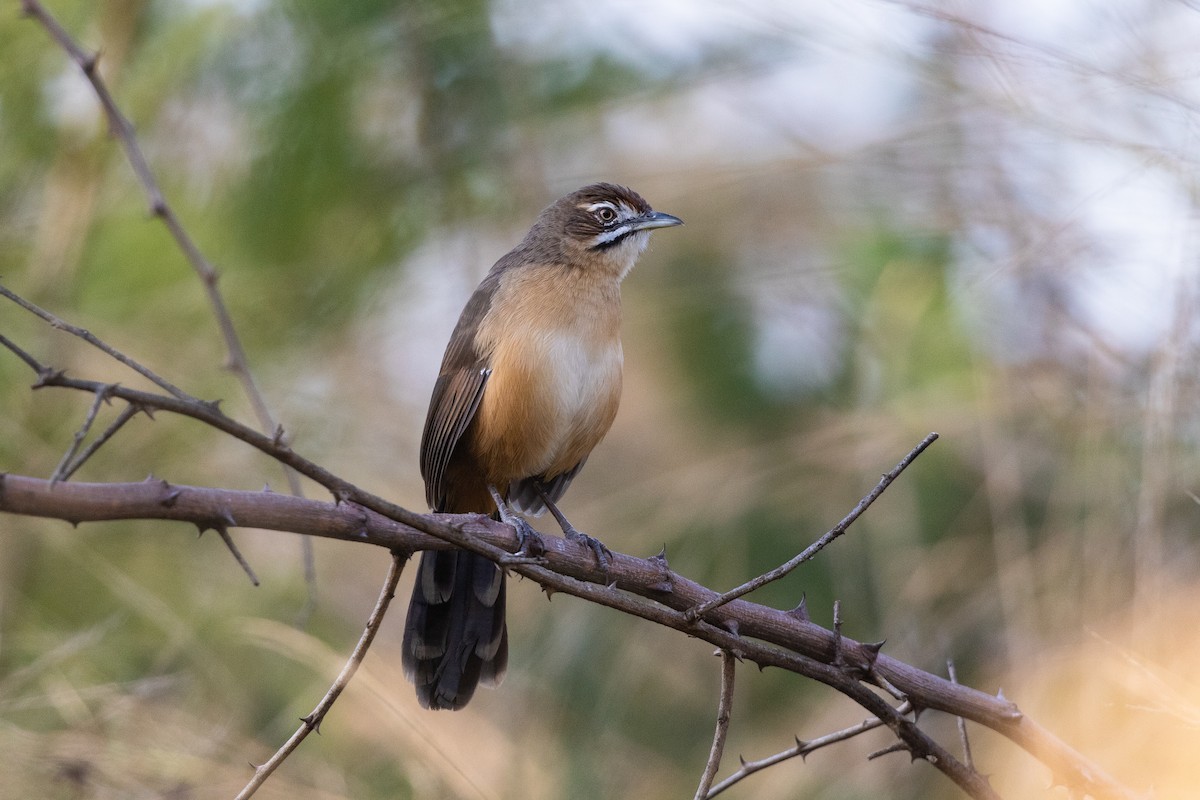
[{"x1": 2, "y1": 0, "x2": 1199, "y2": 797}]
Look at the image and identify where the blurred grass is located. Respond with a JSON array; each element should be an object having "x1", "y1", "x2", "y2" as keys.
[{"x1": 3, "y1": 1, "x2": 1200, "y2": 798}]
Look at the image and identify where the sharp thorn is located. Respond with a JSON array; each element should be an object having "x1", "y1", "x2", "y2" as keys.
[
  {"x1": 860, "y1": 639, "x2": 885, "y2": 666},
  {"x1": 786, "y1": 594, "x2": 810, "y2": 621}
]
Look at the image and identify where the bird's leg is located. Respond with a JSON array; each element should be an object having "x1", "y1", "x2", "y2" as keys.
[
  {"x1": 534, "y1": 483, "x2": 612, "y2": 572},
  {"x1": 488, "y1": 484, "x2": 545, "y2": 560}
]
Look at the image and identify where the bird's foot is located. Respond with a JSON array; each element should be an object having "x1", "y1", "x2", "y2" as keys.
[
  {"x1": 563, "y1": 525, "x2": 612, "y2": 573},
  {"x1": 489, "y1": 484, "x2": 546, "y2": 563},
  {"x1": 499, "y1": 508, "x2": 546, "y2": 561}
]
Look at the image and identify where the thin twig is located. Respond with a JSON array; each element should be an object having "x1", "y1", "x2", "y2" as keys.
[
  {"x1": 868, "y1": 742, "x2": 911, "y2": 760},
  {"x1": 694, "y1": 650, "x2": 737, "y2": 800},
  {"x1": 235, "y1": 551, "x2": 408, "y2": 799},
  {"x1": 50, "y1": 384, "x2": 114, "y2": 482},
  {"x1": 948, "y1": 660, "x2": 976, "y2": 771},
  {"x1": 0, "y1": 284, "x2": 192, "y2": 401},
  {"x1": 688, "y1": 433, "x2": 939, "y2": 621},
  {"x1": 211, "y1": 525, "x2": 260, "y2": 586},
  {"x1": 0, "y1": 332, "x2": 44, "y2": 374},
  {"x1": 5, "y1": 345, "x2": 515, "y2": 568},
  {"x1": 20, "y1": 0, "x2": 315, "y2": 603},
  {"x1": 56, "y1": 404, "x2": 141, "y2": 481},
  {"x1": 706, "y1": 701, "x2": 914, "y2": 798},
  {"x1": 501, "y1": 566, "x2": 1000, "y2": 799}
]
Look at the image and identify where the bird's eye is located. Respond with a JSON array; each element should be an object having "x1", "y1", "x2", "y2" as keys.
[{"x1": 595, "y1": 206, "x2": 618, "y2": 224}]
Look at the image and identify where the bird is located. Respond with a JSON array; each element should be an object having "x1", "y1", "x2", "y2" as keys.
[{"x1": 401, "y1": 182, "x2": 683, "y2": 710}]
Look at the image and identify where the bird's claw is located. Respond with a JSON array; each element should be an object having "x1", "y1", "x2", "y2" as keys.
[
  {"x1": 565, "y1": 526, "x2": 611, "y2": 572},
  {"x1": 509, "y1": 514, "x2": 546, "y2": 557}
]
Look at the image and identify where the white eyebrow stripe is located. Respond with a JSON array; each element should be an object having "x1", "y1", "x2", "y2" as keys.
[
  {"x1": 591, "y1": 225, "x2": 632, "y2": 245},
  {"x1": 585, "y1": 201, "x2": 619, "y2": 213}
]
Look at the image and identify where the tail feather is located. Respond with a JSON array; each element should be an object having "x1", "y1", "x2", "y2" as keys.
[{"x1": 402, "y1": 550, "x2": 507, "y2": 710}]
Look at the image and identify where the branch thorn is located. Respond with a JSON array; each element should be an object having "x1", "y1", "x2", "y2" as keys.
[
  {"x1": 860, "y1": 639, "x2": 885, "y2": 667},
  {"x1": 80, "y1": 49, "x2": 99, "y2": 76},
  {"x1": 786, "y1": 594, "x2": 810, "y2": 621}
]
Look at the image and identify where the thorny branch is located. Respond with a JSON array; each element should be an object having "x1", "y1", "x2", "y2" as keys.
[
  {"x1": 0, "y1": 285, "x2": 192, "y2": 402},
  {"x1": 54, "y1": 404, "x2": 140, "y2": 482},
  {"x1": 0, "y1": 280, "x2": 1134, "y2": 796},
  {"x1": 705, "y1": 700, "x2": 914, "y2": 798},
  {"x1": 0, "y1": 466, "x2": 1137, "y2": 799},
  {"x1": 694, "y1": 650, "x2": 737, "y2": 800},
  {"x1": 235, "y1": 552, "x2": 409, "y2": 800},
  {"x1": 687, "y1": 432, "x2": 940, "y2": 621},
  {"x1": 49, "y1": 383, "x2": 115, "y2": 482},
  {"x1": 19, "y1": 0, "x2": 316, "y2": 603}
]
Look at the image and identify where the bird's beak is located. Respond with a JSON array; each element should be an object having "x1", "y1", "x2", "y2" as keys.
[{"x1": 631, "y1": 210, "x2": 684, "y2": 231}]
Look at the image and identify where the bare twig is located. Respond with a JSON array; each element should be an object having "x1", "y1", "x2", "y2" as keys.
[
  {"x1": 688, "y1": 433, "x2": 939, "y2": 620},
  {"x1": 235, "y1": 551, "x2": 408, "y2": 798},
  {"x1": 694, "y1": 650, "x2": 737, "y2": 800},
  {"x1": 210, "y1": 524, "x2": 260, "y2": 586},
  {"x1": 0, "y1": 284, "x2": 192, "y2": 401},
  {"x1": 0, "y1": 332, "x2": 43, "y2": 374},
  {"x1": 948, "y1": 660, "x2": 976, "y2": 771},
  {"x1": 20, "y1": 0, "x2": 315, "y2": 603},
  {"x1": 706, "y1": 701, "x2": 914, "y2": 798},
  {"x1": 515, "y1": 566, "x2": 999, "y2": 799},
  {"x1": 56, "y1": 404, "x2": 141, "y2": 481},
  {"x1": 868, "y1": 742, "x2": 911, "y2": 760},
  {"x1": 0, "y1": 341, "x2": 512, "y2": 565},
  {"x1": 50, "y1": 384, "x2": 115, "y2": 482}
]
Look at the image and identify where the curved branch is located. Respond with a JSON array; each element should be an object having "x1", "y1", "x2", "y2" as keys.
[{"x1": 0, "y1": 472, "x2": 1136, "y2": 800}]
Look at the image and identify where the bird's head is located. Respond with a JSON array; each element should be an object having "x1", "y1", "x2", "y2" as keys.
[{"x1": 528, "y1": 183, "x2": 683, "y2": 280}]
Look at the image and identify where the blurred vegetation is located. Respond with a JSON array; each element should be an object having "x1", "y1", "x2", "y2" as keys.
[{"x1": 3, "y1": 1, "x2": 1200, "y2": 798}]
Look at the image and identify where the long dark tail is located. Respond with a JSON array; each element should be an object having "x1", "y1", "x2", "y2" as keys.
[{"x1": 401, "y1": 549, "x2": 507, "y2": 710}]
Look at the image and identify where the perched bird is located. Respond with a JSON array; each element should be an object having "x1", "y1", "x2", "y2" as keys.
[{"x1": 402, "y1": 183, "x2": 683, "y2": 710}]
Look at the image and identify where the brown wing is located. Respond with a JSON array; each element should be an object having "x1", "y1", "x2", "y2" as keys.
[
  {"x1": 420, "y1": 367, "x2": 490, "y2": 510},
  {"x1": 419, "y1": 272, "x2": 500, "y2": 512}
]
